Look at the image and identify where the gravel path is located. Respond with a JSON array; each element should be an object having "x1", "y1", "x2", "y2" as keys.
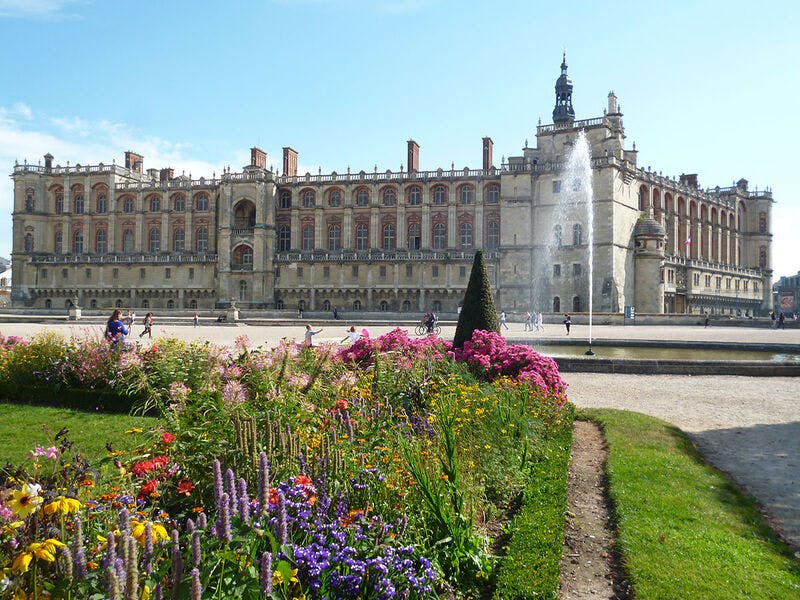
[{"x1": 564, "y1": 373, "x2": 800, "y2": 550}]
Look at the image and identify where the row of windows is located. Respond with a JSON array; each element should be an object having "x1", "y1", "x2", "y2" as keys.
[
  {"x1": 41, "y1": 265, "x2": 199, "y2": 282},
  {"x1": 553, "y1": 224, "x2": 584, "y2": 246},
  {"x1": 30, "y1": 194, "x2": 211, "y2": 215},
  {"x1": 552, "y1": 296, "x2": 583, "y2": 313},
  {"x1": 36, "y1": 228, "x2": 211, "y2": 254},
  {"x1": 552, "y1": 263, "x2": 583, "y2": 277},
  {"x1": 279, "y1": 299, "x2": 441, "y2": 313},
  {"x1": 43, "y1": 297, "x2": 202, "y2": 310},
  {"x1": 279, "y1": 184, "x2": 501, "y2": 209},
  {"x1": 277, "y1": 222, "x2": 500, "y2": 252},
  {"x1": 688, "y1": 272, "x2": 759, "y2": 293},
  {"x1": 279, "y1": 263, "x2": 467, "y2": 280}
]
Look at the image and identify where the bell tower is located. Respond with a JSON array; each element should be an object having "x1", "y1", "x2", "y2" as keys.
[{"x1": 552, "y1": 52, "x2": 575, "y2": 124}]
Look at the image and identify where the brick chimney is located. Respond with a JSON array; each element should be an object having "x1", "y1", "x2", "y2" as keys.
[
  {"x1": 125, "y1": 151, "x2": 143, "y2": 173},
  {"x1": 679, "y1": 173, "x2": 698, "y2": 188},
  {"x1": 159, "y1": 168, "x2": 174, "y2": 182},
  {"x1": 407, "y1": 140, "x2": 419, "y2": 173},
  {"x1": 282, "y1": 147, "x2": 298, "y2": 177},
  {"x1": 250, "y1": 147, "x2": 267, "y2": 169},
  {"x1": 482, "y1": 137, "x2": 493, "y2": 171}
]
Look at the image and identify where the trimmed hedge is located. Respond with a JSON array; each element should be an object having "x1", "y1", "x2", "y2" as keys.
[
  {"x1": 493, "y1": 422, "x2": 573, "y2": 599},
  {"x1": 454, "y1": 249, "x2": 501, "y2": 348},
  {"x1": 0, "y1": 384, "x2": 139, "y2": 414}
]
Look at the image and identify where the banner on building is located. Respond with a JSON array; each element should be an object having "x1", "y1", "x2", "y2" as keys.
[{"x1": 779, "y1": 292, "x2": 794, "y2": 312}]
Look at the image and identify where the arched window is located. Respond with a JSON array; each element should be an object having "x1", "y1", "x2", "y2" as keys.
[
  {"x1": 142, "y1": 299, "x2": 149, "y2": 309},
  {"x1": 196, "y1": 227, "x2": 208, "y2": 252},
  {"x1": 460, "y1": 222, "x2": 473, "y2": 248},
  {"x1": 123, "y1": 197, "x2": 134, "y2": 213},
  {"x1": 173, "y1": 195, "x2": 185, "y2": 212},
  {"x1": 758, "y1": 212, "x2": 767, "y2": 234},
  {"x1": 553, "y1": 224, "x2": 562, "y2": 247},
  {"x1": 123, "y1": 230, "x2": 134, "y2": 253},
  {"x1": 382, "y1": 188, "x2": 397, "y2": 206},
  {"x1": 573, "y1": 224, "x2": 583, "y2": 246},
  {"x1": 356, "y1": 189, "x2": 369, "y2": 207},
  {"x1": 278, "y1": 225, "x2": 291, "y2": 251},
  {"x1": 45, "y1": 299, "x2": 52, "y2": 309},
  {"x1": 298, "y1": 300, "x2": 306, "y2": 312},
  {"x1": 24, "y1": 233, "x2": 33, "y2": 252},
  {"x1": 328, "y1": 224, "x2": 341, "y2": 251},
  {"x1": 276, "y1": 299, "x2": 284, "y2": 309},
  {"x1": 232, "y1": 245, "x2": 253, "y2": 269},
  {"x1": 279, "y1": 190, "x2": 292, "y2": 209},
  {"x1": 167, "y1": 299, "x2": 175, "y2": 309},
  {"x1": 408, "y1": 223, "x2": 421, "y2": 250},
  {"x1": 408, "y1": 186, "x2": 421, "y2": 205},
  {"x1": 56, "y1": 194, "x2": 64, "y2": 214},
  {"x1": 486, "y1": 184, "x2": 500, "y2": 204},
  {"x1": 433, "y1": 223, "x2": 446, "y2": 249},
  {"x1": 355, "y1": 223, "x2": 368, "y2": 250},
  {"x1": 25, "y1": 190, "x2": 34, "y2": 213},
  {"x1": 195, "y1": 194, "x2": 209, "y2": 211},
  {"x1": 573, "y1": 296, "x2": 582, "y2": 312},
  {"x1": 379, "y1": 300, "x2": 388, "y2": 312},
  {"x1": 553, "y1": 296, "x2": 561, "y2": 312},
  {"x1": 74, "y1": 195, "x2": 84, "y2": 214},
  {"x1": 323, "y1": 299, "x2": 331, "y2": 311},
  {"x1": 432, "y1": 300, "x2": 442, "y2": 312},
  {"x1": 352, "y1": 300, "x2": 362, "y2": 311},
  {"x1": 239, "y1": 280, "x2": 248, "y2": 301},
  {"x1": 173, "y1": 228, "x2": 185, "y2": 252},
  {"x1": 759, "y1": 245, "x2": 767, "y2": 268},
  {"x1": 433, "y1": 186, "x2": 446, "y2": 205},
  {"x1": 97, "y1": 194, "x2": 107, "y2": 213},
  {"x1": 96, "y1": 229, "x2": 107, "y2": 254},
  {"x1": 189, "y1": 299, "x2": 198, "y2": 309},
  {"x1": 460, "y1": 185, "x2": 474, "y2": 205},
  {"x1": 73, "y1": 231, "x2": 84, "y2": 254},
  {"x1": 328, "y1": 189, "x2": 341, "y2": 207},
  {"x1": 149, "y1": 196, "x2": 161, "y2": 212},
  {"x1": 638, "y1": 186, "x2": 649, "y2": 212},
  {"x1": 116, "y1": 299, "x2": 123, "y2": 308},
  {"x1": 90, "y1": 299, "x2": 97, "y2": 309},
  {"x1": 399, "y1": 300, "x2": 410, "y2": 312},
  {"x1": 149, "y1": 228, "x2": 161, "y2": 252},
  {"x1": 486, "y1": 221, "x2": 500, "y2": 249},
  {"x1": 302, "y1": 225, "x2": 314, "y2": 251},
  {"x1": 54, "y1": 231, "x2": 63, "y2": 254},
  {"x1": 382, "y1": 224, "x2": 396, "y2": 250},
  {"x1": 303, "y1": 190, "x2": 315, "y2": 208}
]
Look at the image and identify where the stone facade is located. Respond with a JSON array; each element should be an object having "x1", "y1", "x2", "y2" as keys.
[{"x1": 10, "y1": 60, "x2": 773, "y2": 316}]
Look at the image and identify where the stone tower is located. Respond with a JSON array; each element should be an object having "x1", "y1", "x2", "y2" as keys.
[
  {"x1": 552, "y1": 52, "x2": 575, "y2": 125},
  {"x1": 633, "y1": 218, "x2": 667, "y2": 313}
]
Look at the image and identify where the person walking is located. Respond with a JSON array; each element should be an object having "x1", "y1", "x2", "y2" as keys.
[
  {"x1": 139, "y1": 312, "x2": 154, "y2": 338},
  {"x1": 341, "y1": 326, "x2": 360, "y2": 345},
  {"x1": 535, "y1": 311, "x2": 544, "y2": 332},
  {"x1": 563, "y1": 313, "x2": 571, "y2": 335},
  {"x1": 499, "y1": 311, "x2": 509, "y2": 330},
  {"x1": 523, "y1": 311, "x2": 532, "y2": 331},
  {"x1": 193, "y1": 313, "x2": 199, "y2": 327},
  {"x1": 333, "y1": 306, "x2": 339, "y2": 320},
  {"x1": 704, "y1": 313, "x2": 710, "y2": 328},
  {"x1": 105, "y1": 309, "x2": 129, "y2": 350},
  {"x1": 778, "y1": 312, "x2": 786, "y2": 329},
  {"x1": 303, "y1": 324, "x2": 323, "y2": 347}
]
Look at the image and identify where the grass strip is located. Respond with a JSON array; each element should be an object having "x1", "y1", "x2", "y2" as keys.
[
  {"x1": 493, "y1": 423, "x2": 573, "y2": 600},
  {"x1": 582, "y1": 408, "x2": 800, "y2": 600},
  {"x1": 0, "y1": 402, "x2": 156, "y2": 464}
]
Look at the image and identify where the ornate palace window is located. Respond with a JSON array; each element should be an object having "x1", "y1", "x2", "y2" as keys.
[
  {"x1": 355, "y1": 223, "x2": 368, "y2": 250},
  {"x1": 382, "y1": 224, "x2": 396, "y2": 250},
  {"x1": 408, "y1": 186, "x2": 421, "y2": 205},
  {"x1": 278, "y1": 225, "x2": 291, "y2": 251},
  {"x1": 302, "y1": 225, "x2": 314, "y2": 251},
  {"x1": 459, "y1": 222, "x2": 473, "y2": 248},
  {"x1": 96, "y1": 229, "x2": 107, "y2": 254},
  {"x1": 173, "y1": 228, "x2": 185, "y2": 252},
  {"x1": 196, "y1": 228, "x2": 208, "y2": 252},
  {"x1": 328, "y1": 224, "x2": 341, "y2": 251},
  {"x1": 433, "y1": 186, "x2": 446, "y2": 205},
  {"x1": 149, "y1": 228, "x2": 161, "y2": 252},
  {"x1": 433, "y1": 223, "x2": 446, "y2": 249}
]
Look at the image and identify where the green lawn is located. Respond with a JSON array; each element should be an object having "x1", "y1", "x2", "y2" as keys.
[
  {"x1": 581, "y1": 408, "x2": 800, "y2": 600},
  {"x1": 0, "y1": 402, "x2": 157, "y2": 464}
]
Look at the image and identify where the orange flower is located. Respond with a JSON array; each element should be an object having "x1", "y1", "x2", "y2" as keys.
[{"x1": 294, "y1": 474, "x2": 312, "y2": 486}]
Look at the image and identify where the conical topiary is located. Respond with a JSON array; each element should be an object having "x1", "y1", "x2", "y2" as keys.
[{"x1": 453, "y1": 250, "x2": 500, "y2": 348}]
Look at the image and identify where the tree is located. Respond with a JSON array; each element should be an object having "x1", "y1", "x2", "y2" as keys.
[{"x1": 453, "y1": 250, "x2": 500, "y2": 348}]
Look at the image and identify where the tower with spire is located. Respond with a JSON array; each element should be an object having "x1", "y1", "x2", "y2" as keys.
[{"x1": 552, "y1": 51, "x2": 575, "y2": 124}]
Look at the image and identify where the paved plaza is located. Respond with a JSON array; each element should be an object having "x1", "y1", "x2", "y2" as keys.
[{"x1": 1, "y1": 319, "x2": 798, "y2": 549}]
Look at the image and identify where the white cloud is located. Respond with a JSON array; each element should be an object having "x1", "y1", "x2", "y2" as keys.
[{"x1": 0, "y1": 0, "x2": 88, "y2": 19}]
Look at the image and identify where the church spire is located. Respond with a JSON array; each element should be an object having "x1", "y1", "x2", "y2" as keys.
[{"x1": 552, "y1": 51, "x2": 575, "y2": 124}]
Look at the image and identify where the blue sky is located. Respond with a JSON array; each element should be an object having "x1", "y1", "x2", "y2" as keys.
[{"x1": 1, "y1": 0, "x2": 798, "y2": 277}]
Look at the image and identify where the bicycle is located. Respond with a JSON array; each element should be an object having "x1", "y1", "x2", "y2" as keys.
[{"x1": 414, "y1": 323, "x2": 441, "y2": 336}]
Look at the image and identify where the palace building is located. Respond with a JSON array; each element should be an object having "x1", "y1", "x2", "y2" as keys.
[{"x1": 10, "y1": 57, "x2": 773, "y2": 316}]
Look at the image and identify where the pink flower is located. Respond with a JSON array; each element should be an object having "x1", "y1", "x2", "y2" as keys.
[{"x1": 30, "y1": 445, "x2": 60, "y2": 461}]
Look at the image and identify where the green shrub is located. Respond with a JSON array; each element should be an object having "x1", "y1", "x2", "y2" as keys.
[{"x1": 454, "y1": 250, "x2": 500, "y2": 348}]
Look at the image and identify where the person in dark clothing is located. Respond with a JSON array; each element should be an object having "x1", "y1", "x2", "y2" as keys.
[
  {"x1": 563, "y1": 313, "x2": 571, "y2": 335},
  {"x1": 105, "y1": 309, "x2": 129, "y2": 349}
]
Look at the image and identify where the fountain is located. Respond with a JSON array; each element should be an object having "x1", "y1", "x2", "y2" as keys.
[{"x1": 560, "y1": 130, "x2": 595, "y2": 354}]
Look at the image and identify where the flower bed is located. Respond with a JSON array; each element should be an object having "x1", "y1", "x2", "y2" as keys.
[{"x1": 0, "y1": 329, "x2": 571, "y2": 599}]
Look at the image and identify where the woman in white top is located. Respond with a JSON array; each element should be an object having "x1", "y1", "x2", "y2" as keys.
[{"x1": 341, "y1": 326, "x2": 360, "y2": 344}]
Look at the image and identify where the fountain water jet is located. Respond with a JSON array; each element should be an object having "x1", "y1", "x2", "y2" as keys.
[{"x1": 561, "y1": 130, "x2": 595, "y2": 354}]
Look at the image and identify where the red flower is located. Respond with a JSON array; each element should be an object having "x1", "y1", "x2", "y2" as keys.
[
  {"x1": 162, "y1": 432, "x2": 176, "y2": 444},
  {"x1": 176, "y1": 479, "x2": 195, "y2": 496},
  {"x1": 131, "y1": 460, "x2": 155, "y2": 477},
  {"x1": 139, "y1": 478, "x2": 159, "y2": 498},
  {"x1": 295, "y1": 474, "x2": 313, "y2": 486},
  {"x1": 336, "y1": 398, "x2": 348, "y2": 411},
  {"x1": 268, "y1": 488, "x2": 278, "y2": 506}
]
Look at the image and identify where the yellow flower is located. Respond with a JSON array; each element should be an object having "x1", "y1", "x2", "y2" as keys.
[
  {"x1": 12, "y1": 551, "x2": 33, "y2": 574},
  {"x1": 124, "y1": 428, "x2": 143, "y2": 434},
  {"x1": 44, "y1": 496, "x2": 82, "y2": 517},
  {"x1": 272, "y1": 568, "x2": 300, "y2": 586},
  {"x1": 28, "y1": 538, "x2": 66, "y2": 562},
  {"x1": 7, "y1": 484, "x2": 43, "y2": 518},
  {"x1": 131, "y1": 520, "x2": 169, "y2": 545}
]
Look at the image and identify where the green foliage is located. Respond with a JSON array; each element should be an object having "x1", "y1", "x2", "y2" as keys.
[
  {"x1": 582, "y1": 408, "x2": 800, "y2": 600},
  {"x1": 492, "y1": 415, "x2": 573, "y2": 600},
  {"x1": 454, "y1": 250, "x2": 500, "y2": 348}
]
